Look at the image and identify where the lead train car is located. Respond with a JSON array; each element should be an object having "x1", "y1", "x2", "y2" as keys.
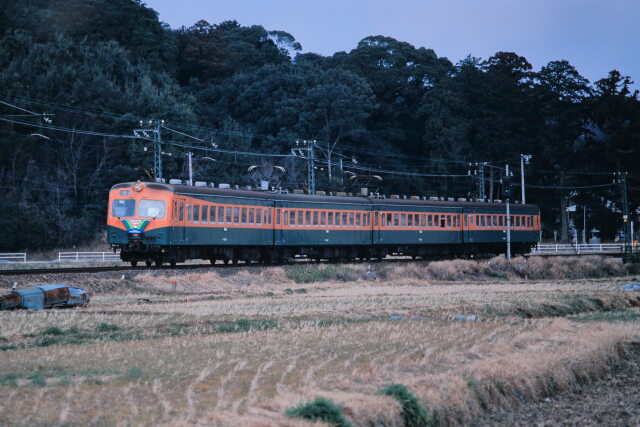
[{"x1": 107, "y1": 182, "x2": 540, "y2": 266}]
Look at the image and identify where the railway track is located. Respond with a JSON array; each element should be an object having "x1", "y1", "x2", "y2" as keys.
[{"x1": 0, "y1": 257, "x2": 424, "y2": 276}]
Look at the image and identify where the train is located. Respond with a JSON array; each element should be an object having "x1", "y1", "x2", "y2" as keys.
[{"x1": 107, "y1": 181, "x2": 541, "y2": 267}]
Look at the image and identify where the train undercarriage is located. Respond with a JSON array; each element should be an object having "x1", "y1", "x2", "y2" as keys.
[{"x1": 115, "y1": 242, "x2": 535, "y2": 267}]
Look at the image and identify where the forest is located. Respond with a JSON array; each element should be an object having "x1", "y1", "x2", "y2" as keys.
[{"x1": 0, "y1": 0, "x2": 638, "y2": 250}]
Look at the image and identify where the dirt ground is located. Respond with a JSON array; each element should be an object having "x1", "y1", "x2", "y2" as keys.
[{"x1": 474, "y1": 342, "x2": 640, "y2": 426}]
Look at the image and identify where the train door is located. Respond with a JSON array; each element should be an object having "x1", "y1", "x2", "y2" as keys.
[
  {"x1": 178, "y1": 198, "x2": 186, "y2": 243},
  {"x1": 274, "y1": 202, "x2": 285, "y2": 245},
  {"x1": 373, "y1": 208, "x2": 383, "y2": 244},
  {"x1": 462, "y1": 210, "x2": 472, "y2": 243}
]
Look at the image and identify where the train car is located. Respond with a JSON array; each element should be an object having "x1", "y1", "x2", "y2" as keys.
[{"x1": 107, "y1": 181, "x2": 540, "y2": 266}]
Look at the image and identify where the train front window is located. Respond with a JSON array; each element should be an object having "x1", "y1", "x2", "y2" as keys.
[
  {"x1": 112, "y1": 199, "x2": 135, "y2": 217},
  {"x1": 138, "y1": 200, "x2": 166, "y2": 219}
]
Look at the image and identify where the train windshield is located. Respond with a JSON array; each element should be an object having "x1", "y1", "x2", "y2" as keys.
[
  {"x1": 112, "y1": 199, "x2": 135, "y2": 217},
  {"x1": 138, "y1": 200, "x2": 166, "y2": 219}
]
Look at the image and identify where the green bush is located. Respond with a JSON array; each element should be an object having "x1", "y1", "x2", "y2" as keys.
[
  {"x1": 380, "y1": 384, "x2": 430, "y2": 427},
  {"x1": 286, "y1": 397, "x2": 352, "y2": 427},
  {"x1": 42, "y1": 326, "x2": 63, "y2": 336}
]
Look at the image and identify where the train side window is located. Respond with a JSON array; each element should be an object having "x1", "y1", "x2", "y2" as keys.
[
  {"x1": 320, "y1": 211, "x2": 326, "y2": 226},
  {"x1": 179, "y1": 202, "x2": 184, "y2": 221},
  {"x1": 334, "y1": 211, "x2": 340, "y2": 226},
  {"x1": 421, "y1": 214, "x2": 426, "y2": 227},
  {"x1": 257, "y1": 208, "x2": 262, "y2": 225},
  {"x1": 296, "y1": 210, "x2": 302, "y2": 226},
  {"x1": 339, "y1": 212, "x2": 345, "y2": 227},
  {"x1": 288, "y1": 210, "x2": 294, "y2": 226},
  {"x1": 398, "y1": 214, "x2": 405, "y2": 227},
  {"x1": 277, "y1": 209, "x2": 282, "y2": 226},
  {"x1": 187, "y1": 205, "x2": 193, "y2": 222},
  {"x1": 407, "y1": 214, "x2": 413, "y2": 227},
  {"x1": 440, "y1": 216, "x2": 446, "y2": 228},
  {"x1": 241, "y1": 208, "x2": 247, "y2": 224},
  {"x1": 446, "y1": 215, "x2": 452, "y2": 227},
  {"x1": 464, "y1": 215, "x2": 468, "y2": 227},
  {"x1": 313, "y1": 211, "x2": 319, "y2": 226},
  {"x1": 172, "y1": 201, "x2": 177, "y2": 220},
  {"x1": 499, "y1": 215, "x2": 503, "y2": 226},
  {"x1": 224, "y1": 207, "x2": 231, "y2": 223},
  {"x1": 392, "y1": 213, "x2": 398, "y2": 227},
  {"x1": 384, "y1": 213, "x2": 389, "y2": 226},
  {"x1": 515, "y1": 216, "x2": 520, "y2": 227},
  {"x1": 217, "y1": 206, "x2": 223, "y2": 223},
  {"x1": 284, "y1": 210, "x2": 289, "y2": 226},
  {"x1": 364, "y1": 213, "x2": 370, "y2": 227},
  {"x1": 427, "y1": 215, "x2": 432, "y2": 227},
  {"x1": 355, "y1": 213, "x2": 360, "y2": 227},
  {"x1": 247, "y1": 208, "x2": 253, "y2": 224},
  {"x1": 233, "y1": 207, "x2": 239, "y2": 224},
  {"x1": 328, "y1": 211, "x2": 334, "y2": 227},
  {"x1": 267, "y1": 209, "x2": 272, "y2": 225},
  {"x1": 209, "y1": 206, "x2": 216, "y2": 223},
  {"x1": 303, "y1": 211, "x2": 309, "y2": 226},
  {"x1": 193, "y1": 205, "x2": 200, "y2": 222},
  {"x1": 203, "y1": 206, "x2": 209, "y2": 222},
  {"x1": 373, "y1": 212, "x2": 378, "y2": 227}
]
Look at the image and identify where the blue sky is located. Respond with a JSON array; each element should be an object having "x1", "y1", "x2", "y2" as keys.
[{"x1": 145, "y1": 0, "x2": 639, "y2": 88}]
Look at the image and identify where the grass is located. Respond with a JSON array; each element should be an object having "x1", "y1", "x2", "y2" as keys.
[{"x1": 0, "y1": 267, "x2": 639, "y2": 425}]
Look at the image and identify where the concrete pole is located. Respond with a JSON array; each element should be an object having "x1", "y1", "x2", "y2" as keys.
[
  {"x1": 506, "y1": 164, "x2": 511, "y2": 260},
  {"x1": 188, "y1": 152, "x2": 193, "y2": 186}
]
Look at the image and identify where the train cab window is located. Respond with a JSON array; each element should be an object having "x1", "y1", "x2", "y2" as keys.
[
  {"x1": 313, "y1": 211, "x2": 319, "y2": 226},
  {"x1": 210, "y1": 206, "x2": 216, "y2": 223},
  {"x1": 112, "y1": 199, "x2": 135, "y2": 218},
  {"x1": 241, "y1": 208, "x2": 247, "y2": 224},
  {"x1": 136, "y1": 199, "x2": 165, "y2": 219},
  {"x1": 256, "y1": 209, "x2": 262, "y2": 225}
]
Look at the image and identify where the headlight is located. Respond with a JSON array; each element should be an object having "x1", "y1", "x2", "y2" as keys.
[{"x1": 133, "y1": 182, "x2": 144, "y2": 192}]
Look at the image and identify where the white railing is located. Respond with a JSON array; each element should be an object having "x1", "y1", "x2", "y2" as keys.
[
  {"x1": 58, "y1": 252, "x2": 121, "y2": 262},
  {"x1": 0, "y1": 253, "x2": 27, "y2": 263},
  {"x1": 530, "y1": 243, "x2": 624, "y2": 255}
]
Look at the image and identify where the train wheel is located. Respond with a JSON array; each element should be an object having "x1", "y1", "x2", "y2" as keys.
[
  {"x1": 170, "y1": 260, "x2": 177, "y2": 268},
  {"x1": 145, "y1": 260, "x2": 152, "y2": 267},
  {"x1": 209, "y1": 257, "x2": 217, "y2": 265},
  {"x1": 130, "y1": 261, "x2": 138, "y2": 267},
  {"x1": 155, "y1": 259, "x2": 163, "y2": 267}
]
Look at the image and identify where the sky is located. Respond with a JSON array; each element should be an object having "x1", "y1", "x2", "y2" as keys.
[{"x1": 144, "y1": 0, "x2": 639, "y2": 88}]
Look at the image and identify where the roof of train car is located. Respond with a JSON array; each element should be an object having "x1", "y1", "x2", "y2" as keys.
[{"x1": 112, "y1": 182, "x2": 539, "y2": 211}]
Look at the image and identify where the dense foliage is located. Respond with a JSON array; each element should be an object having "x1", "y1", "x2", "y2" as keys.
[{"x1": 0, "y1": 0, "x2": 638, "y2": 250}]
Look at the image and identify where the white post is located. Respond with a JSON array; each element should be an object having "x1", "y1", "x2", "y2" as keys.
[
  {"x1": 520, "y1": 155, "x2": 525, "y2": 204},
  {"x1": 506, "y1": 164, "x2": 511, "y2": 260}
]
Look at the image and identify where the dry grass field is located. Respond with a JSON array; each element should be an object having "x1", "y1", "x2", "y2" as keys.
[{"x1": 1, "y1": 256, "x2": 640, "y2": 426}]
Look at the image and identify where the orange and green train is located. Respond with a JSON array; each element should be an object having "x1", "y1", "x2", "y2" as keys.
[{"x1": 107, "y1": 182, "x2": 541, "y2": 266}]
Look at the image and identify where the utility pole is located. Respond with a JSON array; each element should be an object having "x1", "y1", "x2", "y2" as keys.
[
  {"x1": 187, "y1": 152, "x2": 193, "y2": 186},
  {"x1": 134, "y1": 119, "x2": 164, "y2": 180},
  {"x1": 582, "y1": 206, "x2": 587, "y2": 244},
  {"x1": 520, "y1": 154, "x2": 532, "y2": 204},
  {"x1": 504, "y1": 164, "x2": 512, "y2": 260},
  {"x1": 479, "y1": 163, "x2": 486, "y2": 199},
  {"x1": 339, "y1": 157, "x2": 344, "y2": 191},
  {"x1": 291, "y1": 140, "x2": 316, "y2": 194},
  {"x1": 615, "y1": 172, "x2": 631, "y2": 255}
]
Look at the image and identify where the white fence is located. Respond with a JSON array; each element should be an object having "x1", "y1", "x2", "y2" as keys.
[
  {"x1": 58, "y1": 252, "x2": 121, "y2": 262},
  {"x1": 0, "y1": 253, "x2": 27, "y2": 263},
  {"x1": 530, "y1": 243, "x2": 625, "y2": 255}
]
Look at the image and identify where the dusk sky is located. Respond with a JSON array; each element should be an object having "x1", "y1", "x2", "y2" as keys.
[{"x1": 145, "y1": 0, "x2": 639, "y2": 88}]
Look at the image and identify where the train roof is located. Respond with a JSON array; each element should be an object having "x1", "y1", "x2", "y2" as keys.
[{"x1": 111, "y1": 182, "x2": 539, "y2": 211}]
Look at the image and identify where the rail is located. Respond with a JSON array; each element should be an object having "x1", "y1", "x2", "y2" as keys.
[
  {"x1": 530, "y1": 243, "x2": 625, "y2": 255},
  {"x1": 58, "y1": 252, "x2": 121, "y2": 262},
  {"x1": 0, "y1": 253, "x2": 27, "y2": 263}
]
